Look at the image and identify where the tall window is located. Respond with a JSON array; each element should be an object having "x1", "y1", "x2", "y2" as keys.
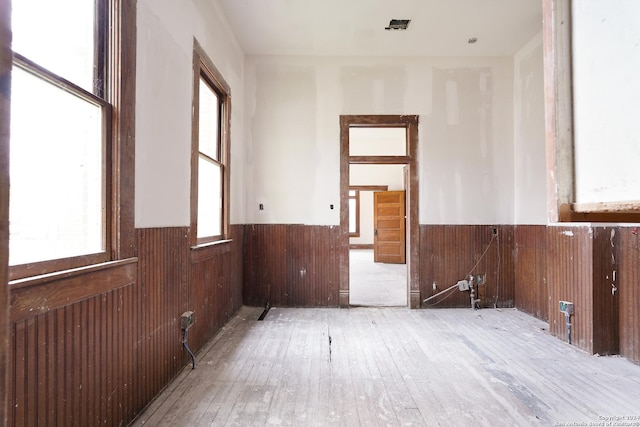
[
  {"x1": 191, "y1": 41, "x2": 231, "y2": 244},
  {"x1": 10, "y1": 0, "x2": 112, "y2": 277}
]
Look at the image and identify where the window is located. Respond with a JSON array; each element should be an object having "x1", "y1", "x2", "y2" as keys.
[
  {"x1": 544, "y1": 0, "x2": 640, "y2": 222},
  {"x1": 9, "y1": 0, "x2": 115, "y2": 278},
  {"x1": 349, "y1": 190, "x2": 360, "y2": 237},
  {"x1": 191, "y1": 41, "x2": 231, "y2": 245}
]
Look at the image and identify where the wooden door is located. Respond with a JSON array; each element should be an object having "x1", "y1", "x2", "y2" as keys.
[{"x1": 373, "y1": 191, "x2": 406, "y2": 264}]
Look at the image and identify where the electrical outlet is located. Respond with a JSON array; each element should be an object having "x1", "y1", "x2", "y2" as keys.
[
  {"x1": 432, "y1": 282, "x2": 437, "y2": 291},
  {"x1": 559, "y1": 301, "x2": 574, "y2": 315},
  {"x1": 181, "y1": 311, "x2": 195, "y2": 330}
]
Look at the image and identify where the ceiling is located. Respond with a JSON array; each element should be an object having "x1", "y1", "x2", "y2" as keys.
[{"x1": 215, "y1": 0, "x2": 543, "y2": 57}]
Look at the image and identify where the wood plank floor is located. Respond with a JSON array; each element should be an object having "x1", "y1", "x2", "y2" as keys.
[
  {"x1": 350, "y1": 249, "x2": 407, "y2": 307},
  {"x1": 131, "y1": 307, "x2": 640, "y2": 426}
]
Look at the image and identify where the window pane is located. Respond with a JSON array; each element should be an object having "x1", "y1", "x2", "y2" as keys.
[
  {"x1": 199, "y1": 79, "x2": 219, "y2": 161},
  {"x1": 12, "y1": 0, "x2": 95, "y2": 92},
  {"x1": 10, "y1": 68, "x2": 104, "y2": 265},
  {"x1": 349, "y1": 198, "x2": 357, "y2": 233},
  {"x1": 349, "y1": 127, "x2": 407, "y2": 156},
  {"x1": 197, "y1": 157, "x2": 222, "y2": 238}
]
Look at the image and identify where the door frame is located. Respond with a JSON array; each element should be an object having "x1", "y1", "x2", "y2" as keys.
[{"x1": 339, "y1": 115, "x2": 420, "y2": 308}]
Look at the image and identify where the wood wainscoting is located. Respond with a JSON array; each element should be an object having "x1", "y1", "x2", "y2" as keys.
[
  {"x1": 243, "y1": 224, "x2": 341, "y2": 308},
  {"x1": 6, "y1": 225, "x2": 244, "y2": 426},
  {"x1": 618, "y1": 226, "x2": 640, "y2": 363},
  {"x1": 5, "y1": 222, "x2": 640, "y2": 425},
  {"x1": 420, "y1": 223, "x2": 639, "y2": 363},
  {"x1": 419, "y1": 225, "x2": 515, "y2": 309},
  {"x1": 544, "y1": 225, "x2": 619, "y2": 355},
  {"x1": 514, "y1": 225, "x2": 548, "y2": 321}
]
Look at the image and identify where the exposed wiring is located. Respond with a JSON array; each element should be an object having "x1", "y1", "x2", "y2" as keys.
[
  {"x1": 423, "y1": 232, "x2": 497, "y2": 307},
  {"x1": 464, "y1": 233, "x2": 496, "y2": 280},
  {"x1": 424, "y1": 285, "x2": 458, "y2": 307},
  {"x1": 182, "y1": 328, "x2": 196, "y2": 369}
]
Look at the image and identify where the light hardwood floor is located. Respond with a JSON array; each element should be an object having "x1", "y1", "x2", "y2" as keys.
[
  {"x1": 349, "y1": 249, "x2": 407, "y2": 307},
  {"x1": 131, "y1": 306, "x2": 640, "y2": 426}
]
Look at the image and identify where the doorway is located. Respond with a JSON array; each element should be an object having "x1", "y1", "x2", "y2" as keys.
[
  {"x1": 349, "y1": 170, "x2": 407, "y2": 306},
  {"x1": 339, "y1": 115, "x2": 420, "y2": 308}
]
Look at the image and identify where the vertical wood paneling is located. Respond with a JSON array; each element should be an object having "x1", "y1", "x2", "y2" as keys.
[
  {"x1": 8, "y1": 284, "x2": 137, "y2": 426},
  {"x1": 243, "y1": 224, "x2": 286, "y2": 307},
  {"x1": 136, "y1": 228, "x2": 190, "y2": 411},
  {"x1": 514, "y1": 225, "x2": 548, "y2": 320},
  {"x1": 546, "y1": 226, "x2": 593, "y2": 352},
  {"x1": 618, "y1": 226, "x2": 640, "y2": 363},
  {"x1": 189, "y1": 224, "x2": 243, "y2": 354},
  {"x1": 244, "y1": 224, "x2": 340, "y2": 307},
  {"x1": 497, "y1": 225, "x2": 516, "y2": 306},
  {"x1": 420, "y1": 225, "x2": 514, "y2": 309},
  {"x1": 592, "y1": 227, "x2": 619, "y2": 355},
  {"x1": 7, "y1": 225, "x2": 244, "y2": 426},
  {"x1": 6, "y1": 219, "x2": 640, "y2": 427}
]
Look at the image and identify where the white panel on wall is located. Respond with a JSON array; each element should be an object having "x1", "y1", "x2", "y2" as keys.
[
  {"x1": 573, "y1": 0, "x2": 640, "y2": 205},
  {"x1": 135, "y1": 0, "x2": 245, "y2": 227},
  {"x1": 245, "y1": 56, "x2": 516, "y2": 225},
  {"x1": 513, "y1": 32, "x2": 546, "y2": 225},
  {"x1": 136, "y1": 1, "x2": 192, "y2": 228},
  {"x1": 420, "y1": 62, "x2": 514, "y2": 224}
]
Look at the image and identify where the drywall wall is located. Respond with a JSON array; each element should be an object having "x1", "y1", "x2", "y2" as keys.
[
  {"x1": 244, "y1": 56, "x2": 515, "y2": 225},
  {"x1": 572, "y1": 0, "x2": 640, "y2": 205},
  {"x1": 135, "y1": 0, "x2": 245, "y2": 227},
  {"x1": 513, "y1": 32, "x2": 546, "y2": 224}
]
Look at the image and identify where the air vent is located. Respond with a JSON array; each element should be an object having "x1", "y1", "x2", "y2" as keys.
[{"x1": 385, "y1": 19, "x2": 411, "y2": 31}]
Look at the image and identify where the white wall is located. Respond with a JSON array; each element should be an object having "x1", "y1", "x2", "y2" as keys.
[
  {"x1": 513, "y1": 32, "x2": 547, "y2": 224},
  {"x1": 244, "y1": 56, "x2": 515, "y2": 225},
  {"x1": 572, "y1": 0, "x2": 640, "y2": 205},
  {"x1": 352, "y1": 191, "x2": 374, "y2": 245},
  {"x1": 135, "y1": 0, "x2": 245, "y2": 228}
]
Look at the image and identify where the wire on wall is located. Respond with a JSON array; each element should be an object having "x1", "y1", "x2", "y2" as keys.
[{"x1": 424, "y1": 231, "x2": 498, "y2": 307}]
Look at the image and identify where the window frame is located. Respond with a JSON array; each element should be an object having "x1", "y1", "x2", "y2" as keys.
[
  {"x1": 543, "y1": 0, "x2": 640, "y2": 222},
  {"x1": 7, "y1": 0, "x2": 137, "y2": 281},
  {"x1": 190, "y1": 40, "x2": 231, "y2": 246}
]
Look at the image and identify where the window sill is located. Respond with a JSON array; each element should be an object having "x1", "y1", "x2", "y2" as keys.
[
  {"x1": 9, "y1": 257, "x2": 138, "y2": 290},
  {"x1": 191, "y1": 239, "x2": 233, "y2": 263},
  {"x1": 559, "y1": 203, "x2": 640, "y2": 223},
  {"x1": 9, "y1": 258, "x2": 138, "y2": 322}
]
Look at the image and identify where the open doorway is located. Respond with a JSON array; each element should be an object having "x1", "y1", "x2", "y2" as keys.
[
  {"x1": 349, "y1": 165, "x2": 407, "y2": 306},
  {"x1": 339, "y1": 115, "x2": 420, "y2": 308}
]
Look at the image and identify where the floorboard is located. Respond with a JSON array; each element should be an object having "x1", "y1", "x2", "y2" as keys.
[
  {"x1": 350, "y1": 249, "x2": 407, "y2": 307},
  {"x1": 131, "y1": 306, "x2": 640, "y2": 426}
]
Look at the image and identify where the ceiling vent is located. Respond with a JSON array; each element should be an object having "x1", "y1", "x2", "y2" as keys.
[{"x1": 385, "y1": 19, "x2": 411, "y2": 31}]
